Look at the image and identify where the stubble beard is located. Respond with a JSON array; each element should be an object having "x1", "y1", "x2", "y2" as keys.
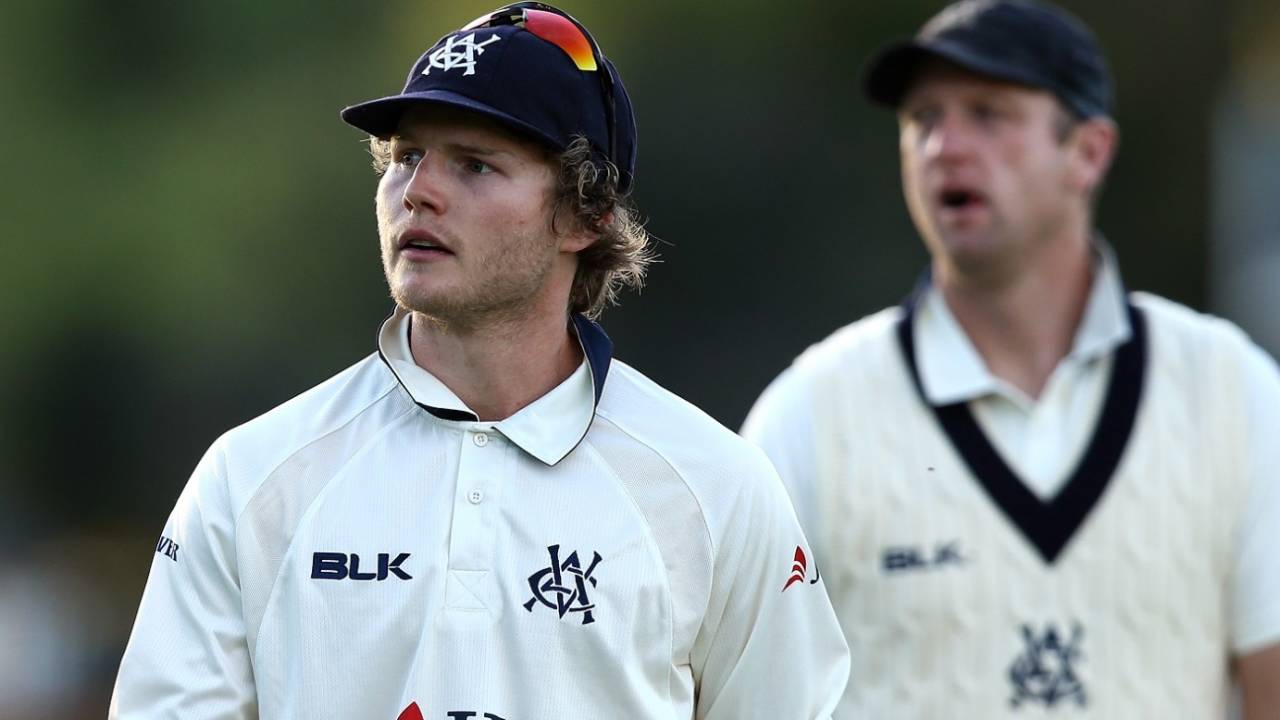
[
  {"x1": 381, "y1": 229, "x2": 559, "y2": 333},
  {"x1": 921, "y1": 209, "x2": 1022, "y2": 287}
]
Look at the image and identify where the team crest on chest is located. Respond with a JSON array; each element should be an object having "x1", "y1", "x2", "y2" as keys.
[
  {"x1": 423, "y1": 33, "x2": 502, "y2": 76},
  {"x1": 1009, "y1": 622, "x2": 1087, "y2": 708},
  {"x1": 523, "y1": 544, "x2": 602, "y2": 625}
]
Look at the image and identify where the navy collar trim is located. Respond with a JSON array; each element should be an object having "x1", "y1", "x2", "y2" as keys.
[
  {"x1": 895, "y1": 277, "x2": 1148, "y2": 564},
  {"x1": 571, "y1": 313, "x2": 613, "y2": 405}
]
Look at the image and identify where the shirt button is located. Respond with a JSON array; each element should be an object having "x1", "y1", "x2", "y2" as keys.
[
  {"x1": 473, "y1": 432, "x2": 489, "y2": 447},
  {"x1": 468, "y1": 489, "x2": 484, "y2": 504}
]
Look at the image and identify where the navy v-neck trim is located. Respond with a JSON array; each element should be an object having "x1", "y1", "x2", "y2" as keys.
[{"x1": 895, "y1": 297, "x2": 1148, "y2": 564}]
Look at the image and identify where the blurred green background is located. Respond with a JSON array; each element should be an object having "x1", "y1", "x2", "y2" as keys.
[{"x1": 1, "y1": 0, "x2": 1276, "y2": 715}]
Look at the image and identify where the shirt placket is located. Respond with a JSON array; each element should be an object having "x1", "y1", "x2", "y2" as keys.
[{"x1": 444, "y1": 426, "x2": 506, "y2": 617}]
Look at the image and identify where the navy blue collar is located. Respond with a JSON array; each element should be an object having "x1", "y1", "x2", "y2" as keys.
[{"x1": 570, "y1": 312, "x2": 613, "y2": 405}]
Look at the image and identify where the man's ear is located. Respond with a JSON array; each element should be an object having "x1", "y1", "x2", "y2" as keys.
[
  {"x1": 559, "y1": 231, "x2": 597, "y2": 253},
  {"x1": 1070, "y1": 117, "x2": 1119, "y2": 195},
  {"x1": 558, "y1": 211, "x2": 610, "y2": 253}
]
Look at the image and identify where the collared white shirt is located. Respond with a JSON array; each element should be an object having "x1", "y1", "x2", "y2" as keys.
[
  {"x1": 112, "y1": 308, "x2": 850, "y2": 720},
  {"x1": 744, "y1": 248, "x2": 1280, "y2": 656},
  {"x1": 913, "y1": 246, "x2": 1131, "y2": 500}
]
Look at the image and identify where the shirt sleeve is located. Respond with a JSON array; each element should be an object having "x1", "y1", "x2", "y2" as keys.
[
  {"x1": 1230, "y1": 342, "x2": 1280, "y2": 654},
  {"x1": 690, "y1": 450, "x2": 850, "y2": 719},
  {"x1": 110, "y1": 441, "x2": 258, "y2": 719},
  {"x1": 741, "y1": 366, "x2": 821, "y2": 540}
]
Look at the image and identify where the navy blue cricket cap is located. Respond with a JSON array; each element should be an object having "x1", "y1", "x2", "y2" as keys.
[
  {"x1": 341, "y1": 3, "x2": 638, "y2": 192},
  {"x1": 863, "y1": 0, "x2": 1113, "y2": 119}
]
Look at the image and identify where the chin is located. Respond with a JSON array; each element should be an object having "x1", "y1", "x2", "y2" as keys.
[
  {"x1": 388, "y1": 275, "x2": 449, "y2": 315},
  {"x1": 945, "y1": 236, "x2": 1000, "y2": 260},
  {"x1": 391, "y1": 281, "x2": 506, "y2": 327},
  {"x1": 928, "y1": 226, "x2": 986, "y2": 254},
  {"x1": 929, "y1": 233, "x2": 1009, "y2": 276},
  {"x1": 392, "y1": 291, "x2": 453, "y2": 317}
]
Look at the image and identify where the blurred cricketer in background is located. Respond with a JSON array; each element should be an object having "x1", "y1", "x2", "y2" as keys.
[
  {"x1": 111, "y1": 3, "x2": 849, "y2": 718},
  {"x1": 744, "y1": 0, "x2": 1280, "y2": 717}
]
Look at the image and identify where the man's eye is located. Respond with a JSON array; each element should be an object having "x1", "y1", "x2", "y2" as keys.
[
  {"x1": 907, "y1": 107, "x2": 940, "y2": 128},
  {"x1": 973, "y1": 104, "x2": 1002, "y2": 122},
  {"x1": 463, "y1": 159, "x2": 493, "y2": 174},
  {"x1": 395, "y1": 149, "x2": 423, "y2": 167}
]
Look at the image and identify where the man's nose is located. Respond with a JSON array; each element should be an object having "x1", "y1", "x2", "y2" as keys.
[
  {"x1": 924, "y1": 112, "x2": 977, "y2": 164},
  {"x1": 403, "y1": 152, "x2": 446, "y2": 214}
]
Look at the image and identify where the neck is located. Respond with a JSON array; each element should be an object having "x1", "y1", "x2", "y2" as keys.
[
  {"x1": 408, "y1": 303, "x2": 583, "y2": 422},
  {"x1": 935, "y1": 233, "x2": 1094, "y2": 400}
]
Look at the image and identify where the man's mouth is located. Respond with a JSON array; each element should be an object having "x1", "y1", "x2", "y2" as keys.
[
  {"x1": 404, "y1": 239, "x2": 447, "y2": 251},
  {"x1": 399, "y1": 232, "x2": 454, "y2": 256},
  {"x1": 940, "y1": 189, "x2": 985, "y2": 210}
]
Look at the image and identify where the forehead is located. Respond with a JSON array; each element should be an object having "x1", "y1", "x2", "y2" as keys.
[{"x1": 900, "y1": 57, "x2": 1056, "y2": 108}]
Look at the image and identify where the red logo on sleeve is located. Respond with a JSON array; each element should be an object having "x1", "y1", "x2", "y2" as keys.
[
  {"x1": 783, "y1": 546, "x2": 807, "y2": 591},
  {"x1": 399, "y1": 703, "x2": 425, "y2": 720},
  {"x1": 783, "y1": 545, "x2": 821, "y2": 592}
]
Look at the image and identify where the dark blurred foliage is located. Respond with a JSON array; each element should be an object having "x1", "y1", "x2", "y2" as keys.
[{"x1": 0, "y1": 0, "x2": 1270, "y2": 714}]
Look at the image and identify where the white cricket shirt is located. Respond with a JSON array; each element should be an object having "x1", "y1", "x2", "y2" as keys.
[
  {"x1": 112, "y1": 308, "x2": 850, "y2": 720},
  {"x1": 743, "y1": 250, "x2": 1280, "y2": 717}
]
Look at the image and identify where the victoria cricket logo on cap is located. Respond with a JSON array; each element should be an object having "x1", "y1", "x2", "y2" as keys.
[{"x1": 423, "y1": 32, "x2": 502, "y2": 77}]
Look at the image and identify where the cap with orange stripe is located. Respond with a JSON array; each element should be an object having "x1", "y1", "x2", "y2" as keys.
[{"x1": 341, "y1": 2, "x2": 638, "y2": 193}]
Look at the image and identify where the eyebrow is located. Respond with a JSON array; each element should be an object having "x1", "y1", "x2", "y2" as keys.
[
  {"x1": 445, "y1": 142, "x2": 513, "y2": 158},
  {"x1": 390, "y1": 135, "x2": 515, "y2": 159}
]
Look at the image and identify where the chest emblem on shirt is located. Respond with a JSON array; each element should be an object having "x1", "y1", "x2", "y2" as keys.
[
  {"x1": 1009, "y1": 622, "x2": 1087, "y2": 708},
  {"x1": 523, "y1": 544, "x2": 602, "y2": 625}
]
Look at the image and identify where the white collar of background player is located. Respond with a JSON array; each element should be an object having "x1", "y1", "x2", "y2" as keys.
[{"x1": 914, "y1": 240, "x2": 1132, "y2": 407}]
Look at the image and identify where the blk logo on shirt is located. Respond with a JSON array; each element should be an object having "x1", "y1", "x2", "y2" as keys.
[
  {"x1": 311, "y1": 552, "x2": 412, "y2": 581},
  {"x1": 882, "y1": 540, "x2": 965, "y2": 573}
]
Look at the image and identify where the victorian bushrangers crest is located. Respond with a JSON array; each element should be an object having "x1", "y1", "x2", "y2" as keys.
[
  {"x1": 1009, "y1": 622, "x2": 1087, "y2": 708},
  {"x1": 423, "y1": 33, "x2": 502, "y2": 76},
  {"x1": 524, "y1": 544, "x2": 602, "y2": 625}
]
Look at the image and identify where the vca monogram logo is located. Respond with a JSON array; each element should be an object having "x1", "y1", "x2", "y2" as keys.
[
  {"x1": 423, "y1": 33, "x2": 502, "y2": 77},
  {"x1": 523, "y1": 544, "x2": 602, "y2": 625},
  {"x1": 1009, "y1": 622, "x2": 1087, "y2": 708}
]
